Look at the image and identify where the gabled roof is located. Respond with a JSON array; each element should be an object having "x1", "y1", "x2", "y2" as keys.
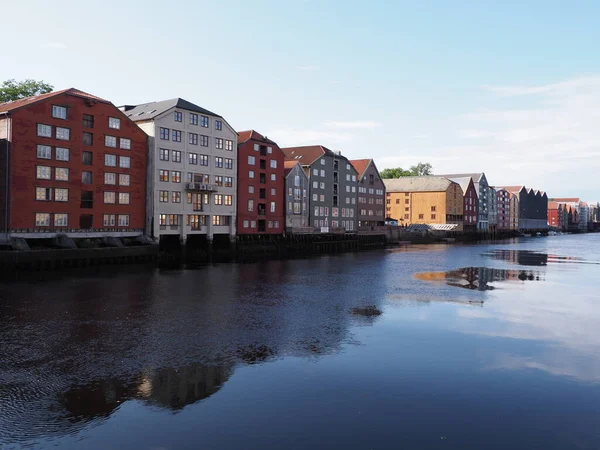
[
  {"x1": 237, "y1": 130, "x2": 277, "y2": 145},
  {"x1": 0, "y1": 88, "x2": 110, "y2": 113},
  {"x1": 496, "y1": 185, "x2": 526, "y2": 194},
  {"x1": 384, "y1": 176, "x2": 458, "y2": 193},
  {"x1": 349, "y1": 159, "x2": 371, "y2": 178},
  {"x1": 445, "y1": 176, "x2": 475, "y2": 195},
  {"x1": 548, "y1": 201, "x2": 559, "y2": 210},
  {"x1": 284, "y1": 160, "x2": 302, "y2": 177},
  {"x1": 281, "y1": 145, "x2": 336, "y2": 166},
  {"x1": 437, "y1": 172, "x2": 485, "y2": 182},
  {"x1": 550, "y1": 197, "x2": 580, "y2": 203},
  {"x1": 122, "y1": 98, "x2": 221, "y2": 121}
]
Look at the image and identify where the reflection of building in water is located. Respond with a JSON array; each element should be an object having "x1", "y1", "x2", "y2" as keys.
[
  {"x1": 416, "y1": 267, "x2": 544, "y2": 291},
  {"x1": 61, "y1": 363, "x2": 233, "y2": 420},
  {"x1": 487, "y1": 250, "x2": 548, "y2": 266}
]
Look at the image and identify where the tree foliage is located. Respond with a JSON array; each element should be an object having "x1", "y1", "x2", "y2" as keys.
[
  {"x1": 380, "y1": 162, "x2": 433, "y2": 178},
  {"x1": 0, "y1": 79, "x2": 54, "y2": 103}
]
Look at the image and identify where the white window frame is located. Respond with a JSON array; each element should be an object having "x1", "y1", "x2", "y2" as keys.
[{"x1": 108, "y1": 117, "x2": 121, "y2": 129}]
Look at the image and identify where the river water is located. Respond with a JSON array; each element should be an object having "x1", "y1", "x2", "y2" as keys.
[{"x1": 1, "y1": 235, "x2": 600, "y2": 449}]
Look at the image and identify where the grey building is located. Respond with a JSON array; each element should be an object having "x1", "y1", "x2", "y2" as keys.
[
  {"x1": 282, "y1": 145, "x2": 358, "y2": 232},
  {"x1": 120, "y1": 98, "x2": 237, "y2": 242},
  {"x1": 438, "y1": 172, "x2": 490, "y2": 231},
  {"x1": 350, "y1": 159, "x2": 386, "y2": 227},
  {"x1": 283, "y1": 160, "x2": 310, "y2": 231}
]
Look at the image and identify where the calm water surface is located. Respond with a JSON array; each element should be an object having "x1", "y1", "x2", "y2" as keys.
[{"x1": 1, "y1": 235, "x2": 600, "y2": 449}]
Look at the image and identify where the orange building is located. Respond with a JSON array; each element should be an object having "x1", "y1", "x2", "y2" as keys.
[{"x1": 383, "y1": 177, "x2": 463, "y2": 230}]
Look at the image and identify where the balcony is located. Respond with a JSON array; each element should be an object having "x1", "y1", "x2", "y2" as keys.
[{"x1": 186, "y1": 182, "x2": 217, "y2": 192}]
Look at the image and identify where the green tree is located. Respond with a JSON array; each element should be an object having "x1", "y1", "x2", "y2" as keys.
[
  {"x1": 380, "y1": 162, "x2": 433, "y2": 178},
  {"x1": 0, "y1": 79, "x2": 54, "y2": 103}
]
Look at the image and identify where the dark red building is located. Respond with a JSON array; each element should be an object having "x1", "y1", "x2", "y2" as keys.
[
  {"x1": 0, "y1": 88, "x2": 148, "y2": 239},
  {"x1": 236, "y1": 130, "x2": 285, "y2": 234},
  {"x1": 447, "y1": 176, "x2": 478, "y2": 232}
]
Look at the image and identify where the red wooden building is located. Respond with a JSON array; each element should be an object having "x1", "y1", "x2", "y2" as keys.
[
  {"x1": 236, "y1": 130, "x2": 285, "y2": 234},
  {"x1": 0, "y1": 88, "x2": 148, "y2": 239}
]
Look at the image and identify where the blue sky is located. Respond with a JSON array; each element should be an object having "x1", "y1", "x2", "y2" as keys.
[{"x1": 3, "y1": 0, "x2": 600, "y2": 200}]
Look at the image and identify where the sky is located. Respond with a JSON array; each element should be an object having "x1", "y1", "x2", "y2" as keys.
[{"x1": 3, "y1": 0, "x2": 600, "y2": 200}]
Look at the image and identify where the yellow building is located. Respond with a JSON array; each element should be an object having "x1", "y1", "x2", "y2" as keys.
[{"x1": 383, "y1": 177, "x2": 464, "y2": 231}]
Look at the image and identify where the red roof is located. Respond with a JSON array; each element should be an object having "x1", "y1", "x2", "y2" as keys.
[
  {"x1": 496, "y1": 185, "x2": 525, "y2": 193},
  {"x1": 237, "y1": 129, "x2": 277, "y2": 145},
  {"x1": 281, "y1": 145, "x2": 336, "y2": 166},
  {"x1": 0, "y1": 88, "x2": 111, "y2": 114},
  {"x1": 548, "y1": 201, "x2": 559, "y2": 210},
  {"x1": 349, "y1": 159, "x2": 371, "y2": 178},
  {"x1": 284, "y1": 160, "x2": 301, "y2": 177},
  {"x1": 551, "y1": 197, "x2": 580, "y2": 203}
]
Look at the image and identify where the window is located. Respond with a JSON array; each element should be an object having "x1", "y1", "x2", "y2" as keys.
[
  {"x1": 346, "y1": 174, "x2": 350, "y2": 181},
  {"x1": 120, "y1": 138, "x2": 131, "y2": 150},
  {"x1": 159, "y1": 214, "x2": 167, "y2": 226},
  {"x1": 189, "y1": 133, "x2": 198, "y2": 145},
  {"x1": 320, "y1": 159, "x2": 325, "y2": 166},
  {"x1": 431, "y1": 206, "x2": 437, "y2": 212},
  {"x1": 312, "y1": 193, "x2": 317, "y2": 201},
  {"x1": 174, "y1": 111, "x2": 183, "y2": 122},
  {"x1": 83, "y1": 114, "x2": 94, "y2": 128},
  {"x1": 172, "y1": 150, "x2": 182, "y2": 163},
  {"x1": 248, "y1": 185, "x2": 254, "y2": 193},
  {"x1": 36, "y1": 187, "x2": 52, "y2": 201},
  {"x1": 200, "y1": 116, "x2": 209, "y2": 127},
  {"x1": 104, "y1": 172, "x2": 116, "y2": 185},
  {"x1": 405, "y1": 199, "x2": 409, "y2": 204},
  {"x1": 171, "y1": 171, "x2": 181, "y2": 183},
  {"x1": 54, "y1": 189, "x2": 68, "y2": 202},
  {"x1": 270, "y1": 173, "x2": 276, "y2": 181},
  {"x1": 172, "y1": 191, "x2": 181, "y2": 203},
  {"x1": 160, "y1": 148, "x2": 170, "y2": 161},
  {"x1": 82, "y1": 151, "x2": 93, "y2": 165},
  {"x1": 105, "y1": 154, "x2": 117, "y2": 166},
  {"x1": 37, "y1": 124, "x2": 52, "y2": 137},
  {"x1": 270, "y1": 160, "x2": 277, "y2": 169},
  {"x1": 118, "y1": 192, "x2": 130, "y2": 204},
  {"x1": 431, "y1": 214, "x2": 436, "y2": 219},
  {"x1": 418, "y1": 214, "x2": 424, "y2": 219},
  {"x1": 212, "y1": 215, "x2": 230, "y2": 226},
  {"x1": 104, "y1": 192, "x2": 116, "y2": 204},
  {"x1": 82, "y1": 171, "x2": 92, "y2": 184},
  {"x1": 225, "y1": 140, "x2": 234, "y2": 151},
  {"x1": 320, "y1": 169, "x2": 325, "y2": 177},
  {"x1": 118, "y1": 215, "x2": 129, "y2": 226},
  {"x1": 35, "y1": 213, "x2": 50, "y2": 227},
  {"x1": 243, "y1": 220, "x2": 249, "y2": 228},
  {"x1": 119, "y1": 156, "x2": 131, "y2": 168},
  {"x1": 160, "y1": 128, "x2": 169, "y2": 140},
  {"x1": 55, "y1": 147, "x2": 69, "y2": 161},
  {"x1": 271, "y1": 188, "x2": 276, "y2": 196},
  {"x1": 214, "y1": 194, "x2": 223, "y2": 205},
  {"x1": 224, "y1": 195, "x2": 233, "y2": 206},
  {"x1": 103, "y1": 214, "x2": 116, "y2": 227},
  {"x1": 119, "y1": 174, "x2": 130, "y2": 186},
  {"x1": 225, "y1": 177, "x2": 233, "y2": 187},
  {"x1": 200, "y1": 135, "x2": 209, "y2": 147},
  {"x1": 352, "y1": 175, "x2": 357, "y2": 182},
  {"x1": 313, "y1": 181, "x2": 318, "y2": 189},
  {"x1": 37, "y1": 145, "x2": 51, "y2": 159},
  {"x1": 190, "y1": 113, "x2": 198, "y2": 125},
  {"x1": 189, "y1": 153, "x2": 198, "y2": 165},
  {"x1": 172, "y1": 130, "x2": 182, "y2": 142},
  {"x1": 267, "y1": 147, "x2": 273, "y2": 154},
  {"x1": 52, "y1": 105, "x2": 67, "y2": 119},
  {"x1": 215, "y1": 120, "x2": 223, "y2": 130},
  {"x1": 249, "y1": 170, "x2": 255, "y2": 179},
  {"x1": 159, "y1": 190, "x2": 170, "y2": 202},
  {"x1": 83, "y1": 132, "x2": 93, "y2": 146},
  {"x1": 270, "y1": 201, "x2": 276, "y2": 213},
  {"x1": 248, "y1": 155, "x2": 256, "y2": 165},
  {"x1": 56, "y1": 127, "x2": 70, "y2": 140},
  {"x1": 54, "y1": 213, "x2": 68, "y2": 227},
  {"x1": 313, "y1": 169, "x2": 318, "y2": 176},
  {"x1": 214, "y1": 176, "x2": 223, "y2": 186},
  {"x1": 56, "y1": 167, "x2": 70, "y2": 181},
  {"x1": 215, "y1": 157, "x2": 223, "y2": 168},
  {"x1": 247, "y1": 199, "x2": 254, "y2": 211},
  {"x1": 159, "y1": 170, "x2": 169, "y2": 182},
  {"x1": 225, "y1": 158, "x2": 233, "y2": 169},
  {"x1": 320, "y1": 182, "x2": 325, "y2": 189},
  {"x1": 215, "y1": 138, "x2": 223, "y2": 149}
]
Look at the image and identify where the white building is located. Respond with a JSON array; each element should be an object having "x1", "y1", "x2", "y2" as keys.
[{"x1": 121, "y1": 99, "x2": 237, "y2": 243}]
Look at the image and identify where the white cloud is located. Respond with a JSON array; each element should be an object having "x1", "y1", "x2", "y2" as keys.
[
  {"x1": 297, "y1": 65, "x2": 320, "y2": 71},
  {"x1": 322, "y1": 121, "x2": 382, "y2": 130},
  {"x1": 266, "y1": 128, "x2": 353, "y2": 147},
  {"x1": 46, "y1": 42, "x2": 67, "y2": 49}
]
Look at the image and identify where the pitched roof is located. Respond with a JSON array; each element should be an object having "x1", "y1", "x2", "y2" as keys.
[
  {"x1": 122, "y1": 98, "x2": 221, "y2": 121},
  {"x1": 383, "y1": 176, "x2": 458, "y2": 193},
  {"x1": 548, "y1": 201, "x2": 559, "y2": 210},
  {"x1": 550, "y1": 197, "x2": 580, "y2": 203},
  {"x1": 284, "y1": 160, "x2": 301, "y2": 177},
  {"x1": 349, "y1": 159, "x2": 371, "y2": 178},
  {"x1": 437, "y1": 172, "x2": 485, "y2": 182},
  {"x1": 237, "y1": 130, "x2": 277, "y2": 145},
  {"x1": 281, "y1": 145, "x2": 335, "y2": 166},
  {"x1": 444, "y1": 176, "x2": 474, "y2": 195},
  {"x1": 0, "y1": 88, "x2": 110, "y2": 113},
  {"x1": 496, "y1": 185, "x2": 526, "y2": 193}
]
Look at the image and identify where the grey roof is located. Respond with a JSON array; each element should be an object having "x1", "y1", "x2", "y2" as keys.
[
  {"x1": 443, "y1": 176, "x2": 473, "y2": 195},
  {"x1": 122, "y1": 98, "x2": 221, "y2": 121},
  {"x1": 437, "y1": 172, "x2": 485, "y2": 182},
  {"x1": 383, "y1": 176, "x2": 457, "y2": 193}
]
